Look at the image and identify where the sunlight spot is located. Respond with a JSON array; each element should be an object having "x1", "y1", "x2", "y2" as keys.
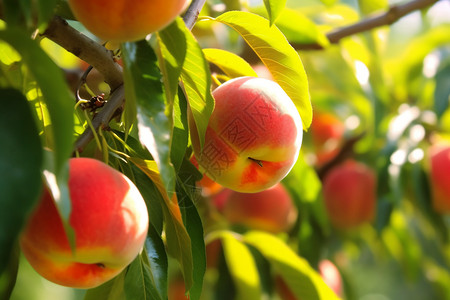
[
  {"x1": 423, "y1": 51, "x2": 440, "y2": 78},
  {"x1": 354, "y1": 60, "x2": 369, "y2": 85},
  {"x1": 408, "y1": 148, "x2": 424, "y2": 164},
  {"x1": 345, "y1": 115, "x2": 360, "y2": 130}
]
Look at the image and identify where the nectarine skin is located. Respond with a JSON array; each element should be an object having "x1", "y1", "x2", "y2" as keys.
[
  {"x1": 322, "y1": 160, "x2": 376, "y2": 229},
  {"x1": 319, "y1": 260, "x2": 342, "y2": 297},
  {"x1": 68, "y1": 0, "x2": 191, "y2": 42},
  {"x1": 430, "y1": 145, "x2": 450, "y2": 213},
  {"x1": 222, "y1": 183, "x2": 297, "y2": 233},
  {"x1": 190, "y1": 77, "x2": 303, "y2": 193},
  {"x1": 20, "y1": 158, "x2": 149, "y2": 289}
]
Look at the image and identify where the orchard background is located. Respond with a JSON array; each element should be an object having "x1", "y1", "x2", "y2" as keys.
[{"x1": 1, "y1": 0, "x2": 450, "y2": 299}]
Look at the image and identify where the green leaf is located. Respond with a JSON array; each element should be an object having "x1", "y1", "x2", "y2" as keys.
[
  {"x1": 0, "y1": 243, "x2": 19, "y2": 300},
  {"x1": 124, "y1": 248, "x2": 165, "y2": 300},
  {"x1": 2, "y1": 0, "x2": 58, "y2": 31},
  {"x1": 129, "y1": 158, "x2": 194, "y2": 292},
  {"x1": 203, "y1": 48, "x2": 258, "y2": 78},
  {"x1": 252, "y1": 7, "x2": 330, "y2": 47},
  {"x1": 143, "y1": 226, "x2": 169, "y2": 300},
  {"x1": 157, "y1": 17, "x2": 187, "y2": 107},
  {"x1": 221, "y1": 232, "x2": 262, "y2": 300},
  {"x1": 0, "y1": 88, "x2": 42, "y2": 273},
  {"x1": 84, "y1": 271, "x2": 126, "y2": 300},
  {"x1": 0, "y1": 27, "x2": 74, "y2": 226},
  {"x1": 263, "y1": 0, "x2": 286, "y2": 26},
  {"x1": 434, "y1": 57, "x2": 450, "y2": 119},
  {"x1": 122, "y1": 40, "x2": 176, "y2": 198},
  {"x1": 179, "y1": 21, "x2": 214, "y2": 150},
  {"x1": 213, "y1": 11, "x2": 312, "y2": 130},
  {"x1": 171, "y1": 88, "x2": 189, "y2": 171},
  {"x1": 177, "y1": 160, "x2": 206, "y2": 300},
  {"x1": 244, "y1": 231, "x2": 340, "y2": 300}
]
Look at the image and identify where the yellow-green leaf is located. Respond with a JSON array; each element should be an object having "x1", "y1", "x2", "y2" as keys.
[
  {"x1": 213, "y1": 11, "x2": 312, "y2": 130},
  {"x1": 203, "y1": 48, "x2": 257, "y2": 78},
  {"x1": 244, "y1": 231, "x2": 340, "y2": 300},
  {"x1": 129, "y1": 157, "x2": 194, "y2": 291},
  {"x1": 220, "y1": 231, "x2": 262, "y2": 300}
]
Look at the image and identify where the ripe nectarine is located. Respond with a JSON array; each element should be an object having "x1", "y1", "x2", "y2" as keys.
[
  {"x1": 20, "y1": 158, "x2": 149, "y2": 289},
  {"x1": 310, "y1": 112, "x2": 345, "y2": 166},
  {"x1": 319, "y1": 260, "x2": 342, "y2": 297},
  {"x1": 189, "y1": 77, "x2": 303, "y2": 193},
  {"x1": 221, "y1": 183, "x2": 297, "y2": 233},
  {"x1": 68, "y1": 0, "x2": 191, "y2": 42},
  {"x1": 322, "y1": 160, "x2": 376, "y2": 229},
  {"x1": 429, "y1": 144, "x2": 450, "y2": 213}
]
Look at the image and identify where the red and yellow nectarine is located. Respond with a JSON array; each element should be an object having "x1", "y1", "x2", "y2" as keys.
[
  {"x1": 318, "y1": 260, "x2": 342, "y2": 297},
  {"x1": 221, "y1": 183, "x2": 297, "y2": 233},
  {"x1": 322, "y1": 160, "x2": 376, "y2": 229},
  {"x1": 429, "y1": 144, "x2": 450, "y2": 213},
  {"x1": 68, "y1": 0, "x2": 191, "y2": 42},
  {"x1": 310, "y1": 111, "x2": 345, "y2": 166},
  {"x1": 189, "y1": 77, "x2": 303, "y2": 193},
  {"x1": 20, "y1": 158, "x2": 149, "y2": 289}
]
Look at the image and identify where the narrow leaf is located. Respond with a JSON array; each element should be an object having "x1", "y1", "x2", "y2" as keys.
[
  {"x1": 124, "y1": 252, "x2": 162, "y2": 300},
  {"x1": 179, "y1": 21, "x2": 215, "y2": 149},
  {"x1": 0, "y1": 89, "x2": 42, "y2": 274},
  {"x1": 213, "y1": 11, "x2": 312, "y2": 130},
  {"x1": 0, "y1": 28, "x2": 74, "y2": 235},
  {"x1": 203, "y1": 48, "x2": 258, "y2": 78},
  {"x1": 177, "y1": 160, "x2": 207, "y2": 300},
  {"x1": 244, "y1": 231, "x2": 339, "y2": 300},
  {"x1": 157, "y1": 17, "x2": 188, "y2": 106},
  {"x1": 263, "y1": 0, "x2": 287, "y2": 26},
  {"x1": 122, "y1": 40, "x2": 176, "y2": 198},
  {"x1": 129, "y1": 157, "x2": 194, "y2": 291},
  {"x1": 84, "y1": 271, "x2": 126, "y2": 300},
  {"x1": 221, "y1": 231, "x2": 262, "y2": 300}
]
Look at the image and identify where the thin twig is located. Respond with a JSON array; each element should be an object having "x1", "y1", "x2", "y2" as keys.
[
  {"x1": 43, "y1": 16, "x2": 123, "y2": 89},
  {"x1": 293, "y1": 0, "x2": 441, "y2": 50},
  {"x1": 183, "y1": 0, "x2": 207, "y2": 30},
  {"x1": 74, "y1": 84, "x2": 125, "y2": 152},
  {"x1": 54, "y1": 0, "x2": 208, "y2": 153}
]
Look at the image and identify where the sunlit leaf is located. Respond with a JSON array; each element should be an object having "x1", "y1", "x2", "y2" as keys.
[
  {"x1": 252, "y1": 7, "x2": 330, "y2": 47},
  {"x1": 263, "y1": 0, "x2": 286, "y2": 26},
  {"x1": 179, "y1": 20, "x2": 214, "y2": 149},
  {"x1": 171, "y1": 89, "x2": 189, "y2": 172},
  {"x1": 129, "y1": 157, "x2": 194, "y2": 291},
  {"x1": 157, "y1": 17, "x2": 187, "y2": 106},
  {"x1": 122, "y1": 40, "x2": 176, "y2": 198},
  {"x1": 221, "y1": 231, "x2": 262, "y2": 300},
  {"x1": 0, "y1": 28, "x2": 74, "y2": 242},
  {"x1": 0, "y1": 88, "x2": 42, "y2": 274},
  {"x1": 244, "y1": 231, "x2": 340, "y2": 300},
  {"x1": 213, "y1": 11, "x2": 312, "y2": 130},
  {"x1": 177, "y1": 160, "x2": 206, "y2": 300},
  {"x1": 358, "y1": 0, "x2": 388, "y2": 15},
  {"x1": 203, "y1": 48, "x2": 258, "y2": 78}
]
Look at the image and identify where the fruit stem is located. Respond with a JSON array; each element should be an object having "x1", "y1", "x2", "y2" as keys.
[{"x1": 248, "y1": 157, "x2": 263, "y2": 167}]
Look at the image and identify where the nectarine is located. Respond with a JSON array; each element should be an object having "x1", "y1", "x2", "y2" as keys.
[
  {"x1": 68, "y1": 0, "x2": 191, "y2": 42},
  {"x1": 429, "y1": 144, "x2": 450, "y2": 213},
  {"x1": 318, "y1": 260, "x2": 342, "y2": 297},
  {"x1": 222, "y1": 183, "x2": 297, "y2": 233},
  {"x1": 20, "y1": 158, "x2": 149, "y2": 289},
  {"x1": 310, "y1": 112, "x2": 345, "y2": 166},
  {"x1": 189, "y1": 77, "x2": 303, "y2": 193},
  {"x1": 322, "y1": 160, "x2": 376, "y2": 229}
]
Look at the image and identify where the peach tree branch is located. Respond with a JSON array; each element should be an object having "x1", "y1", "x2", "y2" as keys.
[
  {"x1": 294, "y1": 0, "x2": 441, "y2": 50},
  {"x1": 43, "y1": 0, "x2": 207, "y2": 153}
]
